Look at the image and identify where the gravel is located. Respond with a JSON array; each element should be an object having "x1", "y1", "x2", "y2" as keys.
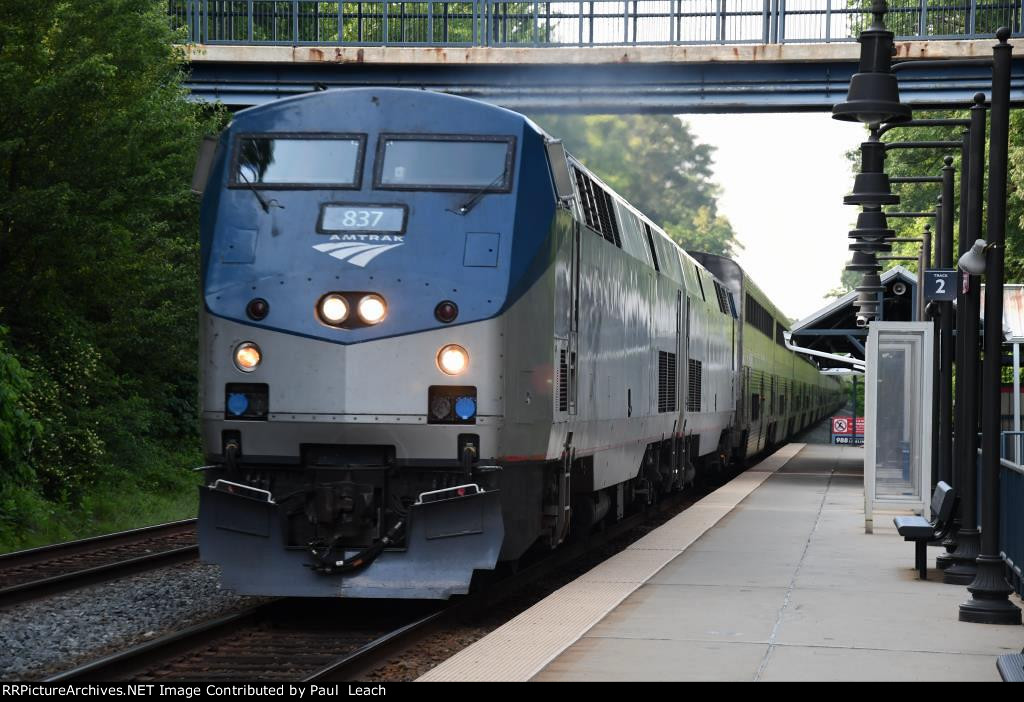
[{"x1": 0, "y1": 562, "x2": 263, "y2": 680}]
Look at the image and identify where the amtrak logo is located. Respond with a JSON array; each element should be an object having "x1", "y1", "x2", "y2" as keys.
[{"x1": 313, "y1": 234, "x2": 403, "y2": 267}]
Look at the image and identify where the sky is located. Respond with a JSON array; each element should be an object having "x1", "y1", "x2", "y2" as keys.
[{"x1": 684, "y1": 113, "x2": 867, "y2": 323}]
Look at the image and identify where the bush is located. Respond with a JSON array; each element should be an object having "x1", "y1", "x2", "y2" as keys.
[{"x1": 0, "y1": 2, "x2": 224, "y2": 549}]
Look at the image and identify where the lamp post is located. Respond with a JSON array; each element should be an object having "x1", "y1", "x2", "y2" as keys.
[
  {"x1": 938, "y1": 157, "x2": 955, "y2": 488},
  {"x1": 959, "y1": 29, "x2": 1021, "y2": 625},
  {"x1": 943, "y1": 94, "x2": 988, "y2": 587}
]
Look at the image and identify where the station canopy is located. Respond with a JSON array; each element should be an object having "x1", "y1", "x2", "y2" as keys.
[{"x1": 790, "y1": 266, "x2": 917, "y2": 370}]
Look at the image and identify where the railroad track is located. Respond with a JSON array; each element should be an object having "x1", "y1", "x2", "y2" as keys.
[
  {"x1": 45, "y1": 599, "x2": 443, "y2": 682},
  {"x1": 42, "y1": 481, "x2": 711, "y2": 683},
  {"x1": 0, "y1": 519, "x2": 198, "y2": 607}
]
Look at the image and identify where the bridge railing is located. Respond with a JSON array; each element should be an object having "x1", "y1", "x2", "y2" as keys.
[{"x1": 169, "y1": 1, "x2": 1022, "y2": 46}]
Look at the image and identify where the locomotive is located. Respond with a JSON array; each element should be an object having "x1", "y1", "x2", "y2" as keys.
[{"x1": 192, "y1": 88, "x2": 844, "y2": 599}]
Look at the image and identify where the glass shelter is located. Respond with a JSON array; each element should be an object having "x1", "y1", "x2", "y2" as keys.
[{"x1": 864, "y1": 322, "x2": 934, "y2": 533}]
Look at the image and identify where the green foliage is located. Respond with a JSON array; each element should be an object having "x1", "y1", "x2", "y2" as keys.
[
  {"x1": 0, "y1": 326, "x2": 40, "y2": 481},
  {"x1": 175, "y1": 2, "x2": 501, "y2": 44},
  {"x1": 0, "y1": 1, "x2": 223, "y2": 549},
  {"x1": 825, "y1": 268, "x2": 862, "y2": 299},
  {"x1": 532, "y1": 114, "x2": 739, "y2": 256},
  {"x1": 847, "y1": 0, "x2": 1014, "y2": 37}
]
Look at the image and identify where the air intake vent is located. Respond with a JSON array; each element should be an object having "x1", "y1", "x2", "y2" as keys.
[
  {"x1": 658, "y1": 351, "x2": 677, "y2": 413},
  {"x1": 687, "y1": 358, "x2": 702, "y2": 412},
  {"x1": 573, "y1": 166, "x2": 621, "y2": 248},
  {"x1": 713, "y1": 281, "x2": 730, "y2": 315},
  {"x1": 558, "y1": 349, "x2": 569, "y2": 412}
]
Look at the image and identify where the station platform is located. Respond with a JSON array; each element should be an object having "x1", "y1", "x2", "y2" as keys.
[{"x1": 419, "y1": 441, "x2": 1024, "y2": 682}]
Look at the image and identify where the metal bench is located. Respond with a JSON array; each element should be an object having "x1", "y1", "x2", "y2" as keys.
[
  {"x1": 996, "y1": 652, "x2": 1024, "y2": 682},
  {"x1": 893, "y1": 481, "x2": 956, "y2": 580}
]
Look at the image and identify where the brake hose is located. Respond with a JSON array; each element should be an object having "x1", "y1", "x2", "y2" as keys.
[{"x1": 308, "y1": 519, "x2": 406, "y2": 575}]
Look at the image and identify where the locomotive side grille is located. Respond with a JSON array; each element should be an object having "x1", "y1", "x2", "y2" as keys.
[
  {"x1": 687, "y1": 358, "x2": 702, "y2": 412},
  {"x1": 572, "y1": 166, "x2": 621, "y2": 247},
  {"x1": 558, "y1": 349, "x2": 569, "y2": 412},
  {"x1": 713, "y1": 281, "x2": 730, "y2": 315},
  {"x1": 596, "y1": 188, "x2": 621, "y2": 247},
  {"x1": 573, "y1": 167, "x2": 601, "y2": 233},
  {"x1": 658, "y1": 351, "x2": 677, "y2": 413}
]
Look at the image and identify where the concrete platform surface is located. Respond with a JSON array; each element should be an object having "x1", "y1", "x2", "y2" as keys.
[{"x1": 420, "y1": 441, "x2": 1024, "y2": 682}]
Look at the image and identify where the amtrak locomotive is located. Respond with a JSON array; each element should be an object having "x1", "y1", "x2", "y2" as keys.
[{"x1": 194, "y1": 88, "x2": 844, "y2": 599}]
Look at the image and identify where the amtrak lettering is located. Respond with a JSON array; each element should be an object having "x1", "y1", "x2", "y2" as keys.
[{"x1": 312, "y1": 234, "x2": 404, "y2": 267}]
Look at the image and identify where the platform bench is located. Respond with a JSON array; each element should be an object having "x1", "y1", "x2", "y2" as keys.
[
  {"x1": 893, "y1": 481, "x2": 956, "y2": 580},
  {"x1": 996, "y1": 653, "x2": 1024, "y2": 682}
]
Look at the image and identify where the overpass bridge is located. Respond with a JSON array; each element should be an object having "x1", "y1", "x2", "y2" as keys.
[{"x1": 172, "y1": 1, "x2": 1024, "y2": 110}]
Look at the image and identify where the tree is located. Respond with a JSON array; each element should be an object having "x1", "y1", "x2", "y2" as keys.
[
  {"x1": 533, "y1": 114, "x2": 739, "y2": 256},
  {"x1": 825, "y1": 268, "x2": 862, "y2": 299},
  {"x1": 0, "y1": 1, "x2": 222, "y2": 508}
]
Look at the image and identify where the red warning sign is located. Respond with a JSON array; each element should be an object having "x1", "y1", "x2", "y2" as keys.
[
  {"x1": 831, "y1": 416, "x2": 865, "y2": 445},
  {"x1": 832, "y1": 417, "x2": 851, "y2": 435}
]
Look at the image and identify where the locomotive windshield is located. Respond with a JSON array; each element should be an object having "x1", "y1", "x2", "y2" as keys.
[
  {"x1": 375, "y1": 135, "x2": 514, "y2": 190},
  {"x1": 234, "y1": 135, "x2": 364, "y2": 187}
]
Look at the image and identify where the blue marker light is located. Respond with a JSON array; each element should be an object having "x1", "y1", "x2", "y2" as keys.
[
  {"x1": 227, "y1": 393, "x2": 249, "y2": 416},
  {"x1": 454, "y1": 396, "x2": 477, "y2": 420}
]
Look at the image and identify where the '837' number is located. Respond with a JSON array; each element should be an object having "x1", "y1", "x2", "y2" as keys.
[{"x1": 341, "y1": 209, "x2": 384, "y2": 227}]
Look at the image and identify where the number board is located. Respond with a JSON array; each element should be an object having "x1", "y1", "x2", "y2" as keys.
[
  {"x1": 924, "y1": 269, "x2": 957, "y2": 301},
  {"x1": 318, "y1": 204, "x2": 407, "y2": 234}
]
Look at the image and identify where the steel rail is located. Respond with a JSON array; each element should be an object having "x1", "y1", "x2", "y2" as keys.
[{"x1": 0, "y1": 520, "x2": 198, "y2": 607}]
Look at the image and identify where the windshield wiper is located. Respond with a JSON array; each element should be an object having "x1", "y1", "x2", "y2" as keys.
[
  {"x1": 448, "y1": 171, "x2": 506, "y2": 216},
  {"x1": 238, "y1": 171, "x2": 284, "y2": 214}
]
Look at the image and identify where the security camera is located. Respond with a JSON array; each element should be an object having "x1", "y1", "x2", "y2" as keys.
[
  {"x1": 856, "y1": 315, "x2": 870, "y2": 328},
  {"x1": 892, "y1": 281, "x2": 907, "y2": 296}
]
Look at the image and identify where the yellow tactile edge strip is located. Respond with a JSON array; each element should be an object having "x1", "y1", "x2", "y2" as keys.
[{"x1": 417, "y1": 442, "x2": 806, "y2": 682}]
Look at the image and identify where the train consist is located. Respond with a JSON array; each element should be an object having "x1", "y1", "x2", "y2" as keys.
[{"x1": 193, "y1": 88, "x2": 844, "y2": 599}]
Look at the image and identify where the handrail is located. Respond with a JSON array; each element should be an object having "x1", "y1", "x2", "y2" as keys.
[
  {"x1": 1000, "y1": 457, "x2": 1024, "y2": 475},
  {"x1": 167, "y1": 0, "x2": 1024, "y2": 48}
]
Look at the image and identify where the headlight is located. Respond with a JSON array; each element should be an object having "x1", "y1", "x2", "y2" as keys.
[
  {"x1": 438, "y1": 344, "x2": 468, "y2": 375},
  {"x1": 234, "y1": 342, "x2": 262, "y2": 372},
  {"x1": 357, "y1": 294, "x2": 387, "y2": 325},
  {"x1": 319, "y1": 294, "x2": 349, "y2": 325}
]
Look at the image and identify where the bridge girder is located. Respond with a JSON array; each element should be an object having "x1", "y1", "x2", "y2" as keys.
[{"x1": 183, "y1": 43, "x2": 1024, "y2": 112}]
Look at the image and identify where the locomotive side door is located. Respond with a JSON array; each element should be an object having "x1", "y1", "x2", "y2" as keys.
[
  {"x1": 554, "y1": 220, "x2": 580, "y2": 420},
  {"x1": 568, "y1": 221, "x2": 580, "y2": 415},
  {"x1": 683, "y1": 294, "x2": 691, "y2": 426}
]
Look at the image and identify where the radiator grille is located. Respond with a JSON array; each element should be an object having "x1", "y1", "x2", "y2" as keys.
[
  {"x1": 713, "y1": 280, "x2": 730, "y2": 315},
  {"x1": 573, "y1": 166, "x2": 621, "y2": 247},
  {"x1": 687, "y1": 358, "x2": 702, "y2": 412},
  {"x1": 658, "y1": 351, "x2": 677, "y2": 413},
  {"x1": 558, "y1": 349, "x2": 569, "y2": 412}
]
